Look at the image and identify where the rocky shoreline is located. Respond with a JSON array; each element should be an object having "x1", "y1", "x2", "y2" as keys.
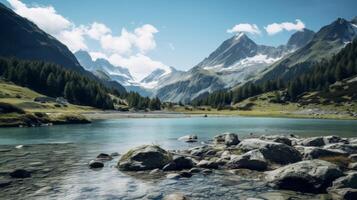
[{"x1": 89, "y1": 133, "x2": 357, "y2": 200}]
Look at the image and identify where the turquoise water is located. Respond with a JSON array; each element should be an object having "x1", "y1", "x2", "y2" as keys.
[
  {"x1": 1, "y1": 117, "x2": 357, "y2": 199},
  {"x1": 1, "y1": 117, "x2": 357, "y2": 148}
]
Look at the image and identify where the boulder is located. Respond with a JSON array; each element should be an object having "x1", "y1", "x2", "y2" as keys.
[
  {"x1": 323, "y1": 136, "x2": 343, "y2": 145},
  {"x1": 188, "y1": 146, "x2": 217, "y2": 158},
  {"x1": 330, "y1": 172, "x2": 357, "y2": 189},
  {"x1": 329, "y1": 188, "x2": 357, "y2": 200},
  {"x1": 189, "y1": 168, "x2": 201, "y2": 173},
  {"x1": 96, "y1": 153, "x2": 113, "y2": 161},
  {"x1": 162, "y1": 156, "x2": 194, "y2": 171},
  {"x1": 118, "y1": 145, "x2": 172, "y2": 171},
  {"x1": 196, "y1": 160, "x2": 218, "y2": 169},
  {"x1": 9, "y1": 169, "x2": 31, "y2": 178},
  {"x1": 238, "y1": 139, "x2": 301, "y2": 165},
  {"x1": 178, "y1": 135, "x2": 197, "y2": 143},
  {"x1": 226, "y1": 150, "x2": 267, "y2": 171},
  {"x1": 260, "y1": 135, "x2": 292, "y2": 146},
  {"x1": 0, "y1": 179, "x2": 11, "y2": 188},
  {"x1": 266, "y1": 160, "x2": 343, "y2": 193},
  {"x1": 302, "y1": 147, "x2": 348, "y2": 160},
  {"x1": 324, "y1": 143, "x2": 357, "y2": 154},
  {"x1": 301, "y1": 137, "x2": 325, "y2": 147},
  {"x1": 89, "y1": 160, "x2": 104, "y2": 168},
  {"x1": 214, "y1": 133, "x2": 239, "y2": 146}
]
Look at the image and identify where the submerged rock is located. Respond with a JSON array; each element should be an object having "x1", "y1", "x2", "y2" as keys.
[
  {"x1": 118, "y1": 145, "x2": 172, "y2": 171},
  {"x1": 9, "y1": 169, "x2": 31, "y2": 178},
  {"x1": 266, "y1": 159, "x2": 343, "y2": 193},
  {"x1": 226, "y1": 150, "x2": 267, "y2": 171},
  {"x1": 214, "y1": 132, "x2": 239, "y2": 146},
  {"x1": 89, "y1": 160, "x2": 104, "y2": 168},
  {"x1": 166, "y1": 173, "x2": 181, "y2": 179}
]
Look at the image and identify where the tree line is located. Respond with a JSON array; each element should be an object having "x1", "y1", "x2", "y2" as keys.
[
  {"x1": 192, "y1": 39, "x2": 357, "y2": 107},
  {"x1": 0, "y1": 57, "x2": 162, "y2": 110}
]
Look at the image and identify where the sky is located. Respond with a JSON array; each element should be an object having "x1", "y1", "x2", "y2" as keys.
[{"x1": 1, "y1": 0, "x2": 357, "y2": 81}]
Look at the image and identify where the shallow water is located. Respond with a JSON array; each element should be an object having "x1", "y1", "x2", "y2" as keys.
[{"x1": 0, "y1": 117, "x2": 356, "y2": 199}]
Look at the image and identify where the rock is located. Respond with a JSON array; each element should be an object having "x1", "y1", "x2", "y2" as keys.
[
  {"x1": 238, "y1": 139, "x2": 301, "y2": 165},
  {"x1": 329, "y1": 188, "x2": 357, "y2": 200},
  {"x1": 0, "y1": 179, "x2": 11, "y2": 188},
  {"x1": 96, "y1": 153, "x2": 113, "y2": 161},
  {"x1": 226, "y1": 150, "x2": 267, "y2": 171},
  {"x1": 166, "y1": 173, "x2": 181, "y2": 179},
  {"x1": 178, "y1": 135, "x2": 198, "y2": 143},
  {"x1": 220, "y1": 150, "x2": 231, "y2": 159},
  {"x1": 163, "y1": 192, "x2": 189, "y2": 200},
  {"x1": 118, "y1": 145, "x2": 172, "y2": 171},
  {"x1": 323, "y1": 136, "x2": 343, "y2": 144},
  {"x1": 301, "y1": 137, "x2": 325, "y2": 147},
  {"x1": 260, "y1": 135, "x2": 292, "y2": 146},
  {"x1": 188, "y1": 146, "x2": 217, "y2": 158},
  {"x1": 110, "y1": 152, "x2": 120, "y2": 157},
  {"x1": 196, "y1": 160, "x2": 218, "y2": 169},
  {"x1": 237, "y1": 139, "x2": 279, "y2": 152},
  {"x1": 89, "y1": 160, "x2": 104, "y2": 168},
  {"x1": 214, "y1": 132, "x2": 239, "y2": 146},
  {"x1": 349, "y1": 154, "x2": 357, "y2": 162},
  {"x1": 9, "y1": 169, "x2": 31, "y2": 178},
  {"x1": 302, "y1": 147, "x2": 347, "y2": 159},
  {"x1": 179, "y1": 171, "x2": 192, "y2": 178},
  {"x1": 349, "y1": 163, "x2": 357, "y2": 170},
  {"x1": 162, "y1": 156, "x2": 194, "y2": 171},
  {"x1": 189, "y1": 168, "x2": 201, "y2": 173},
  {"x1": 330, "y1": 172, "x2": 357, "y2": 189},
  {"x1": 266, "y1": 160, "x2": 343, "y2": 193},
  {"x1": 324, "y1": 143, "x2": 357, "y2": 154}
]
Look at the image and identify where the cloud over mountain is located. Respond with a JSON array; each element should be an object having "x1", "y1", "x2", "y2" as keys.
[{"x1": 265, "y1": 19, "x2": 305, "y2": 35}]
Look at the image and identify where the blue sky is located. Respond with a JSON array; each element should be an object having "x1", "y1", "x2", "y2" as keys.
[{"x1": 2, "y1": 0, "x2": 357, "y2": 80}]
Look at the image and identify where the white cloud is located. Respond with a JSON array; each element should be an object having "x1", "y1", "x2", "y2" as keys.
[
  {"x1": 108, "y1": 53, "x2": 167, "y2": 81},
  {"x1": 7, "y1": 0, "x2": 71, "y2": 35},
  {"x1": 227, "y1": 23, "x2": 261, "y2": 35},
  {"x1": 86, "y1": 22, "x2": 111, "y2": 40},
  {"x1": 265, "y1": 19, "x2": 305, "y2": 35},
  {"x1": 7, "y1": 0, "x2": 167, "y2": 81}
]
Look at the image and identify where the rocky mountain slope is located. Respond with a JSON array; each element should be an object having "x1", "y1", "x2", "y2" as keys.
[{"x1": 156, "y1": 30, "x2": 315, "y2": 103}]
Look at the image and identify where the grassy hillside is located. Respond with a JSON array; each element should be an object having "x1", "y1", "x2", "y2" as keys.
[{"x1": 0, "y1": 80, "x2": 93, "y2": 127}]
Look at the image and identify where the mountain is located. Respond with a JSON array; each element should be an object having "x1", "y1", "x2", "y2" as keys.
[
  {"x1": 258, "y1": 17, "x2": 357, "y2": 83},
  {"x1": 156, "y1": 30, "x2": 315, "y2": 102},
  {"x1": 74, "y1": 50, "x2": 133, "y2": 85},
  {"x1": 0, "y1": 3, "x2": 82, "y2": 72},
  {"x1": 286, "y1": 28, "x2": 316, "y2": 50}
]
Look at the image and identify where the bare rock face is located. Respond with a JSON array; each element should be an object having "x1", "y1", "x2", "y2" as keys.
[
  {"x1": 118, "y1": 145, "x2": 172, "y2": 171},
  {"x1": 266, "y1": 160, "x2": 343, "y2": 193}
]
